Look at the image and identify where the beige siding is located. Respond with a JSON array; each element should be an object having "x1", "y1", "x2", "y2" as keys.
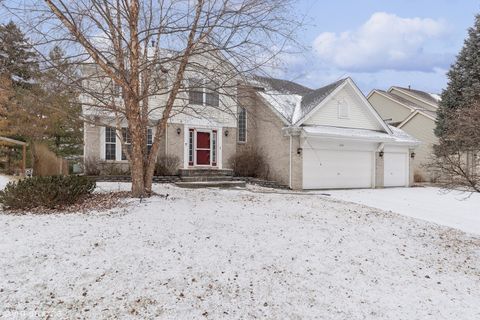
[
  {"x1": 368, "y1": 92, "x2": 413, "y2": 124},
  {"x1": 400, "y1": 113, "x2": 438, "y2": 181},
  {"x1": 238, "y1": 87, "x2": 300, "y2": 187},
  {"x1": 390, "y1": 88, "x2": 437, "y2": 112},
  {"x1": 304, "y1": 85, "x2": 383, "y2": 131}
]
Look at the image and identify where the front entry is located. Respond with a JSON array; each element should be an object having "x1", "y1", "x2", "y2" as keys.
[
  {"x1": 188, "y1": 128, "x2": 218, "y2": 167},
  {"x1": 196, "y1": 131, "x2": 211, "y2": 165}
]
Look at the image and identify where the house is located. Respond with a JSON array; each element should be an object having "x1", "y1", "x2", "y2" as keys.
[
  {"x1": 238, "y1": 77, "x2": 419, "y2": 189},
  {"x1": 82, "y1": 66, "x2": 419, "y2": 189},
  {"x1": 367, "y1": 86, "x2": 439, "y2": 181}
]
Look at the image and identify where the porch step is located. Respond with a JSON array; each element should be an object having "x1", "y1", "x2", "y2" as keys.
[
  {"x1": 178, "y1": 168, "x2": 234, "y2": 177},
  {"x1": 175, "y1": 180, "x2": 246, "y2": 189},
  {"x1": 180, "y1": 176, "x2": 234, "y2": 182}
]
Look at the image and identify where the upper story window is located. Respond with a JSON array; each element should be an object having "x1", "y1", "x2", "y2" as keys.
[
  {"x1": 238, "y1": 106, "x2": 247, "y2": 143},
  {"x1": 188, "y1": 78, "x2": 219, "y2": 107},
  {"x1": 337, "y1": 99, "x2": 349, "y2": 119}
]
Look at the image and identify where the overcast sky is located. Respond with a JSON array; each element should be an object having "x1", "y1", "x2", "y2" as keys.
[{"x1": 281, "y1": 0, "x2": 480, "y2": 94}]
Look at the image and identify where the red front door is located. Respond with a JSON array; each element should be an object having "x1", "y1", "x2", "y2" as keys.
[{"x1": 196, "y1": 131, "x2": 211, "y2": 165}]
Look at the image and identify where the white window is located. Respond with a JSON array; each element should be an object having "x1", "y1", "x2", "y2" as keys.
[
  {"x1": 238, "y1": 106, "x2": 247, "y2": 143},
  {"x1": 105, "y1": 127, "x2": 116, "y2": 160},
  {"x1": 121, "y1": 128, "x2": 132, "y2": 160},
  {"x1": 337, "y1": 99, "x2": 349, "y2": 119},
  {"x1": 188, "y1": 78, "x2": 219, "y2": 107},
  {"x1": 105, "y1": 126, "x2": 153, "y2": 161}
]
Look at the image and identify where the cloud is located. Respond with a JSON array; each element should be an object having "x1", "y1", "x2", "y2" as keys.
[{"x1": 312, "y1": 12, "x2": 451, "y2": 72}]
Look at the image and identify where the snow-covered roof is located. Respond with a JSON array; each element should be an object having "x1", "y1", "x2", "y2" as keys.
[
  {"x1": 302, "y1": 125, "x2": 420, "y2": 145},
  {"x1": 253, "y1": 76, "x2": 345, "y2": 124}
]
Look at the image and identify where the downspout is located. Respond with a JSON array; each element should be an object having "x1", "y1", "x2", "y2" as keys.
[{"x1": 289, "y1": 134, "x2": 292, "y2": 189}]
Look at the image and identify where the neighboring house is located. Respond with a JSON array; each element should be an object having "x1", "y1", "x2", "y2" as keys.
[
  {"x1": 82, "y1": 66, "x2": 419, "y2": 189},
  {"x1": 367, "y1": 86, "x2": 439, "y2": 181},
  {"x1": 239, "y1": 77, "x2": 419, "y2": 189}
]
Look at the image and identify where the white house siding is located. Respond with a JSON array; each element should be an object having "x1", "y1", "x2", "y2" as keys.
[
  {"x1": 389, "y1": 88, "x2": 437, "y2": 112},
  {"x1": 399, "y1": 113, "x2": 438, "y2": 181},
  {"x1": 304, "y1": 85, "x2": 384, "y2": 131},
  {"x1": 368, "y1": 92, "x2": 413, "y2": 124}
]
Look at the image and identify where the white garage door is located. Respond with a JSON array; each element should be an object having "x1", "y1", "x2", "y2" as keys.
[
  {"x1": 303, "y1": 149, "x2": 373, "y2": 189},
  {"x1": 384, "y1": 153, "x2": 408, "y2": 187}
]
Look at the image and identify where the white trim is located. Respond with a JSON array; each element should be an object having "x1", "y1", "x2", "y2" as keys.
[
  {"x1": 289, "y1": 135, "x2": 292, "y2": 189},
  {"x1": 294, "y1": 80, "x2": 347, "y2": 126},
  {"x1": 398, "y1": 109, "x2": 436, "y2": 128},
  {"x1": 295, "y1": 78, "x2": 392, "y2": 134},
  {"x1": 388, "y1": 87, "x2": 439, "y2": 109},
  {"x1": 183, "y1": 125, "x2": 223, "y2": 168},
  {"x1": 346, "y1": 78, "x2": 393, "y2": 134},
  {"x1": 100, "y1": 126, "x2": 106, "y2": 160},
  {"x1": 368, "y1": 90, "x2": 417, "y2": 113}
]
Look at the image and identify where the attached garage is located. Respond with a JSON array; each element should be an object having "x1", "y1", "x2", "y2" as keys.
[
  {"x1": 302, "y1": 138, "x2": 376, "y2": 189},
  {"x1": 384, "y1": 148, "x2": 409, "y2": 187},
  {"x1": 303, "y1": 149, "x2": 374, "y2": 189}
]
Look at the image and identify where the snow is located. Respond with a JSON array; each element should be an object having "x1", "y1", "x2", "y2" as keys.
[
  {"x1": 1, "y1": 183, "x2": 479, "y2": 319},
  {"x1": 259, "y1": 91, "x2": 302, "y2": 123},
  {"x1": 429, "y1": 93, "x2": 442, "y2": 103},
  {"x1": 327, "y1": 187, "x2": 480, "y2": 235},
  {"x1": 303, "y1": 125, "x2": 420, "y2": 145},
  {"x1": 0, "y1": 175, "x2": 13, "y2": 190}
]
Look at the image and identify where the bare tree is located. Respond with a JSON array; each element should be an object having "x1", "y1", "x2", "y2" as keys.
[
  {"x1": 3, "y1": 0, "x2": 301, "y2": 196},
  {"x1": 431, "y1": 103, "x2": 480, "y2": 192}
]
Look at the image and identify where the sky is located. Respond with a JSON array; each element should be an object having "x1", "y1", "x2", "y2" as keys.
[{"x1": 280, "y1": 0, "x2": 480, "y2": 94}]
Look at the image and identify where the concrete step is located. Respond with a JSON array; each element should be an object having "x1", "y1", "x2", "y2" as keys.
[
  {"x1": 179, "y1": 168, "x2": 234, "y2": 177},
  {"x1": 175, "y1": 180, "x2": 246, "y2": 189},
  {"x1": 180, "y1": 176, "x2": 234, "y2": 182}
]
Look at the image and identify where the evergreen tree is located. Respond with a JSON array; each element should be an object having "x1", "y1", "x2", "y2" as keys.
[
  {"x1": 436, "y1": 14, "x2": 480, "y2": 138},
  {"x1": 0, "y1": 21, "x2": 39, "y2": 86}
]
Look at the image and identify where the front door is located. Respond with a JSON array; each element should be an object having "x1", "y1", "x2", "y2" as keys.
[{"x1": 196, "y1": 131, "x2": 211, "y2": 165}]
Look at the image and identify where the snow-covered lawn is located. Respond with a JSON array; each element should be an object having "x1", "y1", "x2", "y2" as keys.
[
  {"x1": 326, "y1": 187, "x2": 480, "y2": 235},
  {"x1": 1, "y1": 183, "x2": 479, "y2": 319}
]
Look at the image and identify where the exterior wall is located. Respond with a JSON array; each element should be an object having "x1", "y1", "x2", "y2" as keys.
[
  {"x1": 389, "y1": 88, "x2": 437, "y2": 112},
  {"x1": 222, "y1": 127, "x2": 237, "y2": 169},
  {"x1": 368, "y1": 92, "x2": 413, "y2": 124},
  {"x1": 399, "y1": 113, "x2": 438, "y2": 181},
  {"x1": 375, "y1": 151, "x2": 384, "y2": 188},
  {"x1": 238, "y1": 87, "x2": 298, "y2": 188},
  {"x1": 304, "y1": 85, "x2": 384, "y2": 131},
  {"x1": 84, "y1": 122, "x2": 102, "y2": 161}
]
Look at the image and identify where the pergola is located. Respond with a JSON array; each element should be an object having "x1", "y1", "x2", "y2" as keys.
[{"x1": 0, "y1": 137, "x2": 27, "y2": 176}]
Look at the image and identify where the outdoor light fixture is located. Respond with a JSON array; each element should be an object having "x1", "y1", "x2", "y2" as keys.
[
  {"x1": 176, "y1": 128, "x2": 181, "y2": 135},
  {"x1": 297, "y1": 148, "x2": 302, "y2": 155},
  {"x1": 379, "y1": 151, "x2": 384, "y2": 157},
  {"x1": 411, "y1": 152, "x2": 416, "y2": 159},
  {"x1": 224, "y1": 130, "x2": 229, "y2": 137}
]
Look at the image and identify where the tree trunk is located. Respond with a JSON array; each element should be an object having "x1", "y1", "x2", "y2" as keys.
[{"x1": 130, "y1": 133, "x2": 146, "y2": 197}]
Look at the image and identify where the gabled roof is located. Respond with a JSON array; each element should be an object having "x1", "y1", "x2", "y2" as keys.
[
  {"x1": 389, "y1": 86, "x2": 440, "y2": 109},
  {"x1": 253, "y1": 76, "x2": 346, "y2": 124}
]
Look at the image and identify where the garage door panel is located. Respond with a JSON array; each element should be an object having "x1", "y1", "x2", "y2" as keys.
[
  {"x1": 384, "y1": 153, "x2": 408, "y2": 187},
  {"x1": 303, "y1": 149, "x2": 373, "y2": 189}
]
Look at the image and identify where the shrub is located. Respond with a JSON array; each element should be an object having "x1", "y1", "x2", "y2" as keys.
[
  {"x1": 84, "y1": 157, "x2": 101, "y2": 176},
  {"x1": 102, "y1": 163, "x2": 130, "y2": 176},
  {"x1": 229, "y1": 148, "x2": 269, "y2": 178},
  {"x1": 0, "y1": 175, "x2": 96, "y2": 210},
  {"x1": 155, "y1": 155, "x2": 180, "y2": 176}
]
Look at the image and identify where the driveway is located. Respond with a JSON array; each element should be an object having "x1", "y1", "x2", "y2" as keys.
[{"x1": 327, "y1": 187, "x2": 480, "y2": 235}]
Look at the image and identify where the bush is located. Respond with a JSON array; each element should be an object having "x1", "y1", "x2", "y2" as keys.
[
  {"x1": 0, "y1": 175, "x2": 96, "y2": 210},
  {"x1": 229, "y1": 148, "x2": 269, "y2": 178},
  {"x1": 84, "y1": 157, "x2": 101, "y2": 176},
  {"x1": 155, "y1": 155, "x2": 180, "y2": 176}
]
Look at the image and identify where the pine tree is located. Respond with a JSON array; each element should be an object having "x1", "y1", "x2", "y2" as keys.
[
  {"x1": 436, "y1": 14, "x2": 480, "y2": 138},
  {"x1": 0, "y1": 21, "x2": 39, "y2": 86}
]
